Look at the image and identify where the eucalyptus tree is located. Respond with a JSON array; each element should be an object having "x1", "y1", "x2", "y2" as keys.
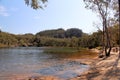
[
  {"x1": 24, "y1": 0, "x2": 47, "y2": 9},
  {"x1": 83, "y1": 0, "x2": 113, "y2": 57},
  {"x1": 111, "y1": 0, "x2": 118, "y2": 22}
]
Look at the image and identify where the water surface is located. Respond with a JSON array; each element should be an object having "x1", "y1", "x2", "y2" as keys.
[{"x1": 0, "y1": 47, "x2": 89, "y2": 80}]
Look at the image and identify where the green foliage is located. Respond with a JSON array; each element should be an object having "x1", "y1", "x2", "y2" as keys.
[
  {"x1": 0, "y1": 26, "x2": 119, "y2": 48},
  {"x1": 16, "y1": 33, "x2": 35, "y2": 47},
  {"x1": 109, "y1": 24, "x2": 119, "y2": 46},
  {"x1": 88, "y1": 31, "x2": 102, "y2": 48},
  {"x1": 0, "y1": 32, "x2": 18, "y2": 47},
  {"x1": 33, "y1": 36, "x2": 71, "y2": 47}
]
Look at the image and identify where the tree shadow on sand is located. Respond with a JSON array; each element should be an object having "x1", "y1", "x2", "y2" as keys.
[
  {"x1": 78, "y1": 53, "x2": 120, "y2": 80},
  {"x1": 102, "y1": 54, "x2": 120, "y2": 80}
]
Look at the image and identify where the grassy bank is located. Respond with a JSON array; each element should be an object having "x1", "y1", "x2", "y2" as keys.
[{"x1": 44, "y1": 47, "x2": 98, "y2": 59}]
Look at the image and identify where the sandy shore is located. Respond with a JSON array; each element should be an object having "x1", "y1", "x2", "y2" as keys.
[{"x1": 71, "y1": 51, "x2": 120, "y2": 80}]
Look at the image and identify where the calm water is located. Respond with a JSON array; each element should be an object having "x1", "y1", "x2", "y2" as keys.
[{"x1": 0, "y1": 47, "x2": 89, "y2": 80}]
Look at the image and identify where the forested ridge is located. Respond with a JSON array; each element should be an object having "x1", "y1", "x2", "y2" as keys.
[{"x1": 0, "y1": 26, "x2": 119, "y2": 48}]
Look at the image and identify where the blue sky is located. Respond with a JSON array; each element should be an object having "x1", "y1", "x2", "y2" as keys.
[{"x1": 0, "y1": 0, "x2": 99, "y2": 34}]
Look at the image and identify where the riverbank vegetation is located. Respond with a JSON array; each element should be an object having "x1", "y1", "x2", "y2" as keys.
[{"x1": 0, "y1": 25, "x2": 119, "y2": 49}]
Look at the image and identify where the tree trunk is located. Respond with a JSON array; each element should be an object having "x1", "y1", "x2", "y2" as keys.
[{"x1": 104, "y1": 18, "x2": 112, "y2": 57}]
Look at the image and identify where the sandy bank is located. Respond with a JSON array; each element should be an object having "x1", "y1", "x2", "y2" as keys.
[{"x1": 71, "y1": 51, "x2": 120, "y2": 80}]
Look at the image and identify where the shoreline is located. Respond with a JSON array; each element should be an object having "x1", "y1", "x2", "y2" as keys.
[
  {"x1": 4, "y1": 48, "x2": 119, "y2": 80},
  {"x1": 14, "y1": 57, "x2": 97, "y2": 80},
  {"x1": 2, "y1": 48, "x2": 98, "y2": 80},
  {"x1": 21, "y1": 50, "x2": 120, "y2": 80},
  {"x1": 71, "y1": 51, "x2": 120, "y2": 80}
]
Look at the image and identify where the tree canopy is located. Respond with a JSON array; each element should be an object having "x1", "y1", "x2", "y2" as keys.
[
  {"x1": 83, "y1": 0, "x2": 116, "y2": 57},
  {"x1": 0, "y1": 26, "x2": 119, "y2": 48},
  {"x1": 24, "y1": 0, "x2": 48, "y2": 9}
]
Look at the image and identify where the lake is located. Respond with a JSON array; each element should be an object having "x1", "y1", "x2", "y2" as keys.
[{"x1": 0, "y1": 47, "x2": 89, "y2": 80}]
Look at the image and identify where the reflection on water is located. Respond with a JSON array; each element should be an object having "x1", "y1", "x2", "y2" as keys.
[{"x1": 0, "y1": 47, "x2": 89, "y2": 80}]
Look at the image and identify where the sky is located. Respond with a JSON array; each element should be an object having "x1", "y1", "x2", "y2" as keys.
[{"x1": 0, "y1": 0, "x2": 99, "y2": 34}]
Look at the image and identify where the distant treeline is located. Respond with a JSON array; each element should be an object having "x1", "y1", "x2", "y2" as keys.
[{"x1": 0, "y1": 26, "x2": 119, "y2": 48}]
